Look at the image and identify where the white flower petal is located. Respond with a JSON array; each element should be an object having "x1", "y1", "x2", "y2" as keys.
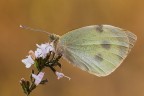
[
  {"x1": 35, "y1": 48, "x2": 43, "y2": 58},
  {"x1": 22, "y1": 56, "x2": 34, "y2": 68},
  {"x1": 27, "y1": 55, "x2": 34, "y2": 63},
  {"x1": 32, "y1": 72, "x2": 44, "y2": 86},
  {"x1": 25, "y1": 63, "x2": 32, "y2": 68}
]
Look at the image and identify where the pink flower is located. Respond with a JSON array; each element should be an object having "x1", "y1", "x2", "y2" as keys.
[
  {"x1": 22, "y1": 43, "x2": 54, "y2": 68},
  {"x1": 32, "y1": 72, "x2": 45, "y2": 86},
  {"x1": 55, "y1": 72, "x2": 71, "y2": 80},
  {"x1": 35, "y1": 43, "x2": 54, "y2": 59},
  {"x1": 22, "y1": 55, "x2": 34, "y2": 68}
]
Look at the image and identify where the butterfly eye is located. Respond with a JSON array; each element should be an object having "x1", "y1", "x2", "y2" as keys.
[
  {"x1": 49, "y1": 34, "x2": 55, "y2": 41},
  {"x1": 49, "y1": 34, "x2": 60, "y2": 42}
]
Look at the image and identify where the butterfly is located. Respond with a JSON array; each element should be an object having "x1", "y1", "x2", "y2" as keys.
[{"x1": 21, "y1": 25, "x2": 137, "y2": 77}]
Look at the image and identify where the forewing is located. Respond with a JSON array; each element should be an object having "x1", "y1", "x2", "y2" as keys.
[{"x1": 59, "y1": 25, "x2": 137, "y2": 76}]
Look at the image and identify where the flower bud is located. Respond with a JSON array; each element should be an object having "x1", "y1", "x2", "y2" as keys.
[{"x1": 29, "y1": 50, "x2": 36, "y2": 60}]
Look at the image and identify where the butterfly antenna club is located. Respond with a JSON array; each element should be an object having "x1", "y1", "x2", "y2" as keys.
[{"x1": 20, "y1": 25, "x2": 51, "y2": 35}]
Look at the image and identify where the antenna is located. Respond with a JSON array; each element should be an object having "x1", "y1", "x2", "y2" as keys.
[{"x1": 20, "y1": 25, "x2": 51, "y2": 35}]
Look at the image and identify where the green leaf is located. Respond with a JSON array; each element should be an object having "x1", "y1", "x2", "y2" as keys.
[{"x1": 34, "y1": 60, "x2": 40, "y2": 71}]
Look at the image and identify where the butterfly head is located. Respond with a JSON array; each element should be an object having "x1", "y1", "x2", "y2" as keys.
[
  {"x1": 49, "y1": 34, "x2": 60, "y2": 42},
  {"x1": 49, "y1": 34, "x2": 61, "y2": 54}
]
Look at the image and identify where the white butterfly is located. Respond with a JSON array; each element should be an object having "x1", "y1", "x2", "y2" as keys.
[{"x1": 21, "y1": 25, "x2": 137, "y2": 77}]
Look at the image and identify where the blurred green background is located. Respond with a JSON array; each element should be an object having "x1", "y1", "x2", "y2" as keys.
[{"x1": 0, "y1": 0, "x2": 144, "y2": 96}]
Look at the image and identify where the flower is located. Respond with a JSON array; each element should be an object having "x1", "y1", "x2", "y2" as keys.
[
  {"x1": 22, "y1": 43, "x2": 54, "y2": 68},
  {"x1": 32, "y1": 72, "x2": 45, "y2": 86},
  {"x1": 34, "y1": 48, "x2": 43, "y2": 58},
  {"x1": 55, "y1": 71, "x2": 71, "y2": 80},
  {"x1": 35, "y1": 43, "x2": 54, "y2": 59},
  {"x1": 22, "y1": 55, "x2": 34, "y2": 68},
  {"x1": 29, "y1": 50, "x2": 36, "y2": 60}
]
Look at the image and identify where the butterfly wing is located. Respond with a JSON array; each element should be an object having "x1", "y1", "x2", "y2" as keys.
[{"x1": 58, "y1": 25, "x2": 137, "y2": 76}]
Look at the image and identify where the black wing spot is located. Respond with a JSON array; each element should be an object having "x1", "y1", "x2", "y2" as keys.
[
  {"x1": 101, "y1": 41, "x2": 111, "y2": 50},
  {"x1": 95, "y1": 54, "x2": 103, "y2": 62}
]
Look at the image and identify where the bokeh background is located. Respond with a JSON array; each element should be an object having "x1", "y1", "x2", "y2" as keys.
[{"x1": 0, "y1": 0, "x2": 144, "y2": 96}]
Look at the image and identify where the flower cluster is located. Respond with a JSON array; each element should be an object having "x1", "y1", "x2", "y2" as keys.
[{"x1": 20, "y1": 43, "x2": 70, "y2": 96}]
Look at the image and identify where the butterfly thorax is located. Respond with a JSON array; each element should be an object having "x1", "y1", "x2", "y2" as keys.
[{"x1": 49, "y1": 34, "x2": 63, "y2": 55}]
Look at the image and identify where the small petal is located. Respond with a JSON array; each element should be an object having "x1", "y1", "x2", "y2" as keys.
[
  {"x1": 47, "y1": 43, "x2": 54, "y2": 52},
  {"x1": 22, "y1": 55, "x2": 34, "y2": 68},
  {"x1": 55, "y1": 72, "x2": 71, "y2": 80},
  {"x1": 35, "y1": 48, "x2": 43, "y2": 58},
  {"x1": 32, "y1": 72, "x2": 44, "y2": 86}
]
